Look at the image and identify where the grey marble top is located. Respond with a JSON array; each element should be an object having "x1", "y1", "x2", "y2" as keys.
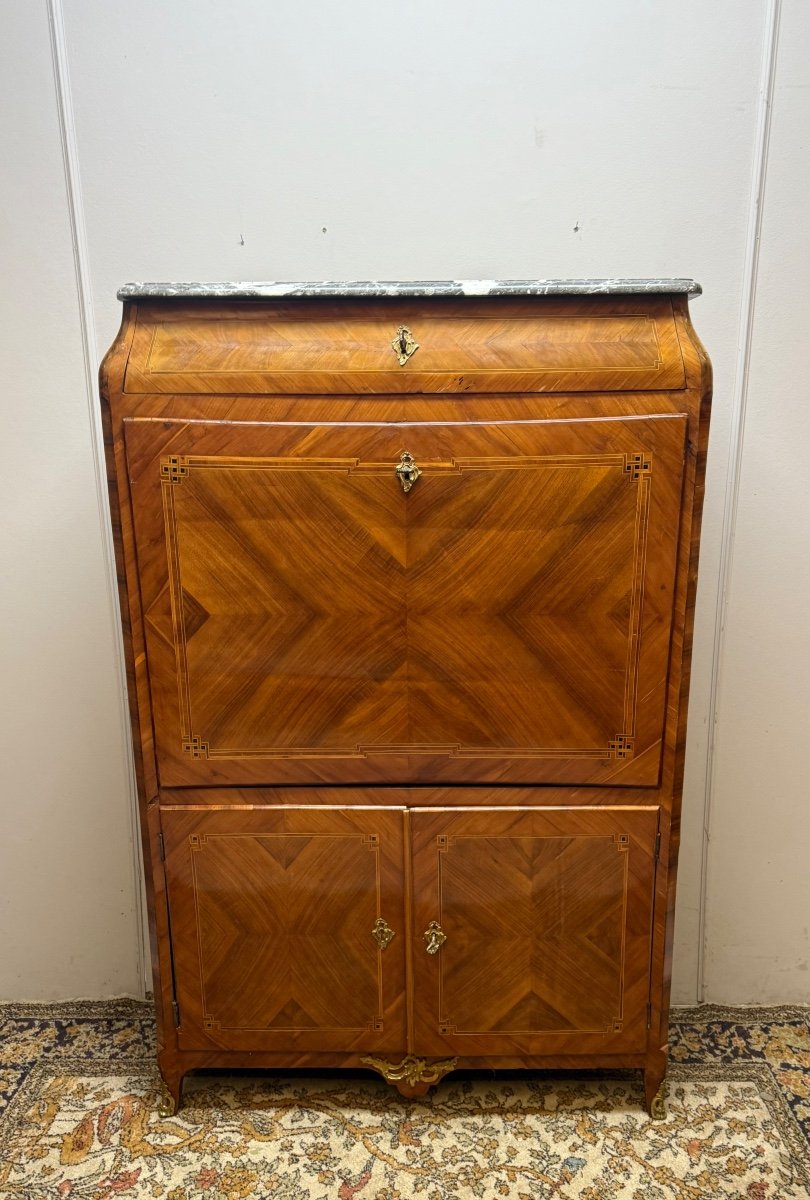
[{"x1": 117, "y1": 278, "x2": 701, "y2": 300}]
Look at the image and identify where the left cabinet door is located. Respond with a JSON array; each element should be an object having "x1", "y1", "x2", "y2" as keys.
[{"x1": 161, "y1": 805, "x2": 407, "y2": 1053}]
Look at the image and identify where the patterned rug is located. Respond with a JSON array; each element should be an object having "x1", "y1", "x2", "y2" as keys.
[{"x1": 0, "y1": 1002, "x2": 808, "y2": 1199}]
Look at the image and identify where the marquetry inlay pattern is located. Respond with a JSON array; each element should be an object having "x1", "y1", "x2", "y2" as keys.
[
  {"x1": 408, "y1": 806, "x2": 662, "y2": 1051},
  {"x1": 609, "y1": 736, "x2": 635, "y2": 760},
  {"x1": 124, "y1": 299, "x2": 688, "y2": 395},
  {"x1": 432, "y1": 827, "x2": 631, "y2": 1037},
  {"x1": 145, "y1": 315, "x2": 665, "y2": 376},
  {"x1": 182, "y1": 736, "x2": 209, "y2": 759},
  {"x1": 171, "y1": 818, "x2": 396, "y2": 1039},
  {"x1": 624, "y1": 453, "x2": 652, "y2": 481},
  {"x1": 104, "y1": 286, "x2": 710, "y2": 1116},
  {"x1": 153, "y1": 439, "x2": 666, "y2": 776},
  {"x1": 160, "y1": 455, "x2": 188, "y2": 484}
]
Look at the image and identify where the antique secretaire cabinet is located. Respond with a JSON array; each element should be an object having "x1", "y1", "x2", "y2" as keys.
[{"x1": 100, "y1": 279, "x2": 711, "y2": 1117}]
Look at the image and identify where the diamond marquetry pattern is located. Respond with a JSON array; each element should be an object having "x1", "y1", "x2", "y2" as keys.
[
  {"x1": 404, "y1": 462, "x2": 641, "y2": 752},
  {"x1": 438, "y1": 833, "x2": 628, "y2": 1035},
  {"x1": 128, "y1": 413, "x2": 686, "y2": 784},
  {"x1": 164, "y1": 454, "x2": 642, "y2": 756},
  {"x1": 166, "y1": 465, "x2": 407, "y2": 753},
  {"x1": 189, "y1": 831, "x2": 382, "y2": 1033}
]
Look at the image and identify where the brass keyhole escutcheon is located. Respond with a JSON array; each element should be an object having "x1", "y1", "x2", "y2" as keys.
[
  {"x1": 372, "y1": 917, "x2": 395, "y2": 950},
  {"x1": 424, "y1": 920, "x2": 447, "y2": 955},
  {"x1": 395, "y1": 451, "x2": 422, "y2": 493},
  {"x1": 392, "y1": 325, "x2": 419, "y2": 366}
]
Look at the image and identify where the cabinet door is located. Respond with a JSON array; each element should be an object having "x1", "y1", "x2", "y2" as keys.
[
  {"x1": 126, "y1": 414, "x2": 685, "y2": 787},
  {"x1": 161, "y1": 805, "x2": 406, "y2": 1053},
  {"x1": 410, "y1": 807, "x2": 659, "y2": 1057}
]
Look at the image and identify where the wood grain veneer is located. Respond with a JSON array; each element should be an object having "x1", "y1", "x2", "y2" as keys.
[
  {"x1": 123, "y1": 297, "x2": 686, "y2": 395},
  {"x1": 100, "y1": 287, "x2": 711, "y2": 1116}
]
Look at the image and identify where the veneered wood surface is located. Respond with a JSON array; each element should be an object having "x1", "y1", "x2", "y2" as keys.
[
  {"x1": 160, "y1": 784, "x2": 661, "y2": 808},
  {"x1": 107, "y1": 390, "x2": 705, "y2": 794},
  {"x1": 125, "y1": 414, "x2": 686, "y2": 787},
  {"x1": 651, "y1": 297, "x2": 713, "y2": 1072},
  {"x1": 99, "y1": 290, "x2": 712, "y2": 1107},
  {"x1": 410, "y1": 806, "x2": 659, "y2": 1057},
  {"x1": 161, "y1": 804, "x2": 407, "y2": 1053},
  {"x1": 124, "y1": 297, "x2": 686, "y2": 395}
]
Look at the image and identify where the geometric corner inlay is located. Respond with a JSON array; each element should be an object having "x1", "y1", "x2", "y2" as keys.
[
  {"x1": 613, "y1": 833, "x2": 630, "y2": 852},
  {"x1": 608, "y1": 735, "x2": 635, "y2": 760},
  {"x1": 160, "y1": 455, "x2": 189, "y2": 484},
  {"x1": 182, "y1": 735, "x2": 209, "y2": 759},
  {"x1": 623, "y1": 452, "x2": 651, "y2": 481}
]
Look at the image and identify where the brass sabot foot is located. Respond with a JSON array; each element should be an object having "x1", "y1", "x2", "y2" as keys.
[{"x1": 650, "y1": 1080, "x2": 667, "y2": 1121}]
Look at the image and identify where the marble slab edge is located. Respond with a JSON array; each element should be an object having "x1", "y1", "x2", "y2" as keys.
[{"x1": 117, "y1": 278, "x2": 702, "y2": 300}]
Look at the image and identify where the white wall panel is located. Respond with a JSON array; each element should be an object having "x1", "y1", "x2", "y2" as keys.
[
  {"x1": 704, "y1": 0, "x2": 810, "y2": 1002},
  {"x1": 0, "y1": 2, "x2": 139, "y2": 998},
  {"x1": 5, "y1": 0, "x2": 805, "y2": 1003}
]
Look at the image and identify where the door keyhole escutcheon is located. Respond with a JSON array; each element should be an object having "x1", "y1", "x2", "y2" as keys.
[
  {"x1": 424, "y1": 921, "x2": 447, "y2": 955},
  {"x1": 371, "y1": 917, "x2": 396, "y2": 950}
]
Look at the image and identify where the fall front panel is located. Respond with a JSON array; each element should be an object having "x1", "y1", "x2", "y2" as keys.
[
  {"x1": 160, "y1": 805, "x2": 407, "y2": 1052},
  {"x1": 410, "y1": 806, "x2": 659, "y2": 1058},
  {"x1": 125, "y1": 416, "x2": 686, "y2": 786}
]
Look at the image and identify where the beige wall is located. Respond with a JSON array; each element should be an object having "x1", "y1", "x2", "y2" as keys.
[
  {"x1": 0, "y1": 2, "x2": 141, "y2": 997},
  {"x1": 0, "y1": 0, "x2": 806, "y2": 1002},
  {"x1": 703, "y1": 0, "x2": 810, "y2": 1002}
]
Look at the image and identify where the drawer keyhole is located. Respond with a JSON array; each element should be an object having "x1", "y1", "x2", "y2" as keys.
[{"x1": 392, "y1": 325, "x2": 419, "y2": 366}]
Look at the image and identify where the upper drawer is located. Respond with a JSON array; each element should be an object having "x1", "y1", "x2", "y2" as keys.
[{"x1": 123, "y1": 297, "x2": 687, "y2": 395}]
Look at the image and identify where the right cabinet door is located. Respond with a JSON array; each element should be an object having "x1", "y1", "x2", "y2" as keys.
[{"x1": 410, "y1": 806, "x2": 659, "y2": 1058}]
